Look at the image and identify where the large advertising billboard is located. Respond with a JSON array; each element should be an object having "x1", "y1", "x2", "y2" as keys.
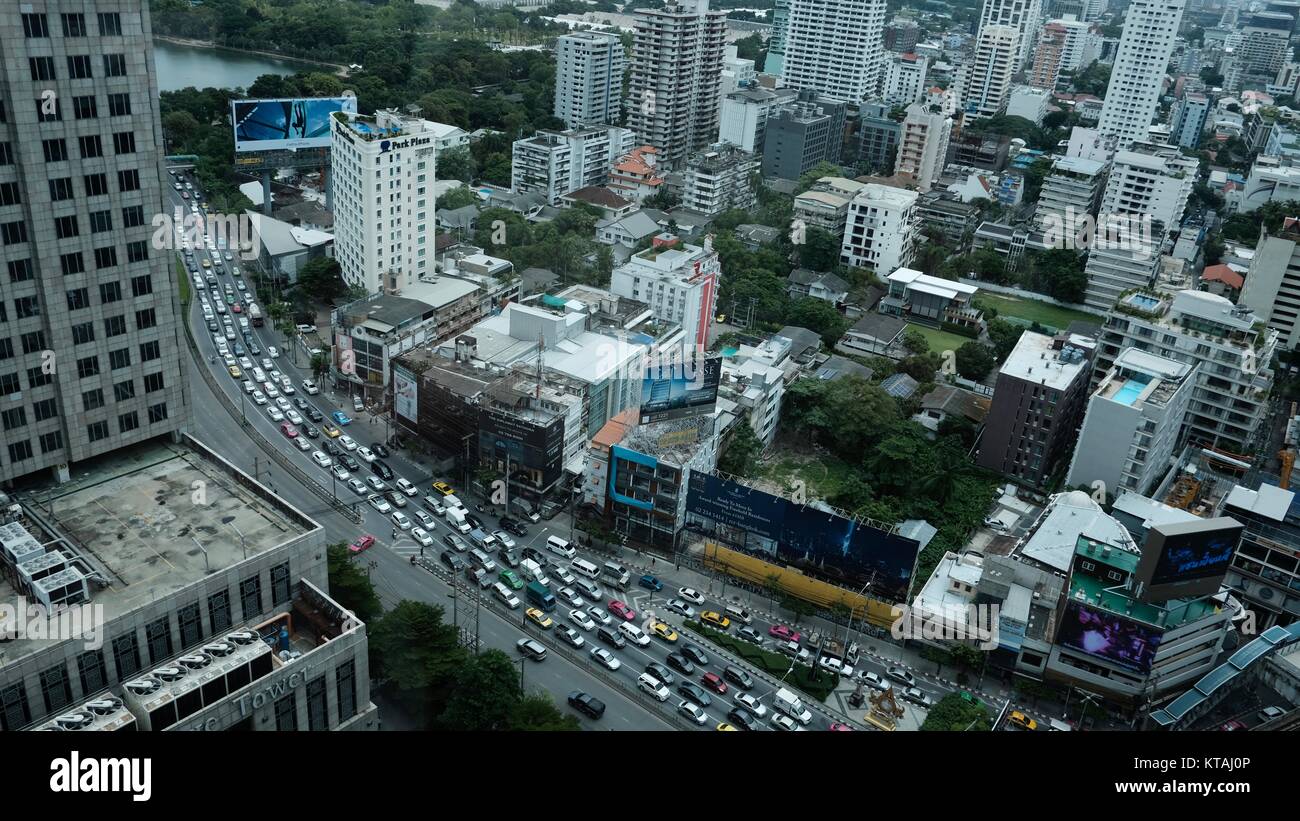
[
  {"x1": 685, "y1": 473, "x2": 921, "y2": 601},
  {"x1": 231, "y1": 97, "x2": 357, "y2": 153},
  {"x1": 478, "y1": 406, "x2": 564, "y2": 490},
  {"x1": 1135, "y1": 517, "x2": 1243, "y2": 602},
  {"x1": 1056, "y1": 601, "x2": 1163, "y2": 672},
  {"x1": 393, "y1": 365, "x2": 418, "y2": 423},
  {"x1": 640, "y1": 353, "x2": 721, "y2": 424}
]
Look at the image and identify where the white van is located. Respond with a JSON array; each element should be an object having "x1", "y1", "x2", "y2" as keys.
[
  {"x1": 493, "y1": 582, "x2": 521, "y2": 609},
  {"x1": 545, "y1": 535, "x2": 575, "y2": 560},
  {"x1": 618, "y1": 622, "x2": 651, "y2": 647},
  {"x1": 571, "y1": 557, "x2": 600, "y2": 580},
  {"x1": 637, "y1": 673, "x2": 670, "y2": 702},
  {"x1": 445, "y1": 507, "x2": 471, "y2": 534},
  {"x1": 773, "y1": 687, "x2": 813, "y2": 725},
  {"x1": 602, "y1": 561, "x2": 631, "y2": 590},
  {"x1": 520, "y1": 559, "x2": 551, "y2": 587},
  {"x1": 443, "y1": 494, "x2": 465, "y2": 512},
  {"x1": 724, "y1": 604, "x2": 753, "y2": 625}
]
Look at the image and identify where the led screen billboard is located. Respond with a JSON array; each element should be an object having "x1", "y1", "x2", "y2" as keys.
[
  {"x1": 393, "y1": 365, "x2": 418, "y2": 423},
  {"x1": 1135, "y1": 517, "x2": 1243, "y2": 602},
  {"x1": 478, "y1": 406, "x2": 564, "y2": 491},
  {"x1": 640, "y1": 353, "x2": 720, "y2": 424},
  {"x1": 232, "y1": 97, "x2": 357, "y2": 153},
  {"x1": 1056, "y1": 600, "x2": 1163, "y2": 672},
  {"x1": 685, "y1": 472, "x2": 921, "y2": 600}
]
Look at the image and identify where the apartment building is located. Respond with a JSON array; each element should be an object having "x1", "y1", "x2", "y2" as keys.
[
  {"x1": 0, "y1": 2, "x2": 189, "y2": 486},
  {"x1": 960, "y1": 25, "x2": 1019, "y2": 120},
  {"x1": 793, "y1": 176, "x2": 866, "y2": 234},
  {"x1": 1095, "y1": 0, "x2": 1187, "y2": 150},
  {"x1": 894, "y1": 103, "x2": 952, "y2": 192},
  {"x1": 510, "y1": 126, "x2": 634, "y2": 205},
  {"x1": 554, "y1": 31, "x2": 626, "y2": 128},
  {"x1": 1220, "y1": 482, "x2": 1300, "y2": 628},
  {"x1": 610, "y1": 234, "x2": 720, "y2": 349},
  {"x1": 839, "y1": 184, "x2": 920, "y2": 273},
  {"x1": 856, "y1": 102, "x2": 903, "y2": 174},
  {"x1": 1033, "y1": 155, "x2": 1107, "y2": 240},
  {"x1": 761, "y1": 91, "x2": 847, "y2": 180},
  {"x1": 1241, "y1": 219, "x2": 1300, "y2": 350},
  {"x1": 718, "y1": 87, "x2": 798, "y2": 154},
  {"x1": 781, "y1": 0, "x2": 888, "y2": 102},
  {"x1": 680, "y1": 143, "x2": 759, "y2": 217},
  {"x1": 977, "y1": 0, "x2": 1042, "y2": 68},
  {"x1": 917, "y1": 190, "x2": 980, "y2": 250},
  {"x1": 1170, "y1": 92, "x2": 1210, "y2": 149},
  {"x1": 883, "y1": 52, "x2": 929, "y2": 106}
]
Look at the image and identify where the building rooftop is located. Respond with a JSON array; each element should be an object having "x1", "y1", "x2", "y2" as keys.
[
  {"x1": 1068, "y1": 536, "x2": 1222, "y2": 628},
  {"x1": 999, "y1": 331, "x2": 1095, "y2": 391},
  {"x1": 814, "y1": 355, "x2": 875, "y2": 382},
  {"x1": 1018, "y1": 490, "x2": 1138, "y2": 573},
  {"x1": 888, "y1": 267, "x2": 979, "y2": 298},
  {"x1": 1052, "y1": 155, "x2": 1107, "y2": 176},
  {"x1": 1094, "y1": 347, "x2": 1192, "y2": 408},
  {"x1": 1223, "y1": 483, "x2": 1295, "y2": 522}
]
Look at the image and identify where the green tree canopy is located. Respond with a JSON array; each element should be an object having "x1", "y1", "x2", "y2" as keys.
[{"x1": 955, "y1": 342, "x2": 997, "y2": 381}]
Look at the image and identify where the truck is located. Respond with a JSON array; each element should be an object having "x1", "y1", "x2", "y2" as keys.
[
  {"x1": 525, "y1": 581, "x2": 555, "y2": 612},
  {"x1": 445, "y1": 507, "x2": 471, "y2": 534},
  {"x1": 773, "y1": 687, "x2": 813, "y2": 725},
  {"x1": 520, "y1": 559, "x2": 551, "y2": 587},
  {"x1": 248, "y1": 302, "x2": 263, "y2": 327}
]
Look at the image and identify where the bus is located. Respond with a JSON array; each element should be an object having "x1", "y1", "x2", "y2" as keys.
[{"x1": 248, "y1": 302, "x2": 263, "y2": 327}]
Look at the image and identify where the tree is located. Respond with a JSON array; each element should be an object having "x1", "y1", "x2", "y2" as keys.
[
  {"x1": 986, "y1": 317, "x2": 1025, "y2": 362},
  {"x1": 718, "y1": 420, "x2": 763, "y2": 476},
  {"x1": 920, "y1": 692, "x2": 991, "y2": 731},
  {"x1": 902, "y1": 328, "x2": 930, "y2": 354},
  {"x1": 785, "y1": 297, "x2": 848, "y2": 347},
  {"x1": 896, "y1": 353, "x2": 941, "y2": 381},
  {"x1": 797, "y1": 226, "x2": 842, "y2": 271},
  {"x1": 369, "y1": 601, "x2": 466, "y2": 727},
  {"x1": 162, "y1": 110, "x2": 201, "y2": 145},
  {"x1": 796, "y1": 161, "x2": 843, "y2": 194},
  {"x1": 436, "y1": 185, "x2": 479, "y2": 211},
  {"x1": 955, "y1": 342, "x2": 996, "y2": 381},
  {"x1": 439, "y1": 649, "x2": 526, "y2": 731},
  {"x1": 310, "y1": 351, "x2": 329, "y2": 379},
  {"x1": 296, "y1": 257, "x2": 346, "y2": 302},
  {"x1": 508, "y1": 693, "x2": 581, "y2": 731},
  {"x1": 821, "y1": 376, "x2": 901, "y2": 452},
  {"x1": 643, "y1": 189, "x2": 680, "y2": 210},
  {"x1": 326, "y1": 543, "x2": 382, "y2": 625}
]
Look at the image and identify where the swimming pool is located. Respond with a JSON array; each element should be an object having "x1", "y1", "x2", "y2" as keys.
[
  {"x1": 1126, "y1": 294, "x2": 1161, "y2": 312},
  {"x1": 1112, "y1": 378, "x2": 1148, "y2": 406}
]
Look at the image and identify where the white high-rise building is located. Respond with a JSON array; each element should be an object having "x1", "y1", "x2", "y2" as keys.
[
  {"x1": 511, "y1": 126, "x2": 635, "y2": 205},
  {"x1": 977, "y1": 0, "x2": 1043, "y2": 68},
  {"x1": 611, "y1": 237, "x2": 721, "y2": 349},
  {"x1": 1095, "y1": 0, "x2": 1186, "y2": 151},
  {"x1": 554, "y1": 32, "x2": 626, "y2": 128},
  {"x1": 718, "y1": 87, "x2": 798, "y2": 152},
  {"x1": 839, "y1": 184, "x2": 920, "y2": 273},
  {"x1": 961, "y1": 25, "x2": 1019, "y2": 120},
  {"x1": 331, "y1": 109, "x2": 440, "y2": 294},
  {"x1": 626, "y1": 0, "x2": 728, "y2": 168},
  {"x1": 883, "y1": 52, "x2": 929, "y2": 106},
  {"x1": 894, "y1": 103, "x2": 952, "y2": 192},
  {"x1": 781, "y1": 0, "x2": 888, "y2": 102}
]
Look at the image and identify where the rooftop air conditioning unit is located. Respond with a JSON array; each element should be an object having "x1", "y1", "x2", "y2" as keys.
[
  {"x1": 225, "y1": 631, "x2": 258, "y2": 645},
  {"x1": 84, "y1": 697, "x2": 123, "y2": 716},
  {"x1": 151, "y1": 666, "x2": 186, "y2": 683},
  {"x1": 203, "y1": 641, "x2": 234, "y2": 658},
  {"x1": 123, "y1": 677, "x2": 162, "y2": 696},
  {"x1": 54, "y1": 711, "x2": 95, "y2": 730},
  {"x1": 178, "y1": 653, "x2": 213, "y2": 671}
]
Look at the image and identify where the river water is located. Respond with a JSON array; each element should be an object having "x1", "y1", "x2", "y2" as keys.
[{"x1": 153, "y1": 40, "x2": 323, "y2": 93}]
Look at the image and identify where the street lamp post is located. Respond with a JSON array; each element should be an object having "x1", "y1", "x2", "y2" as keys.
[
  {"x1": 225, "y1": 522, "x2": 248, "y2": 561},
  {"x1": 190, "y1": 536, "x2": 210, "y2": 574}
]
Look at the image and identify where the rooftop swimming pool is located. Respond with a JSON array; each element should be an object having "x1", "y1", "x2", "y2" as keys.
[{"x1": 1113, "y1": 377, "x2": 1149, "y2": 406}]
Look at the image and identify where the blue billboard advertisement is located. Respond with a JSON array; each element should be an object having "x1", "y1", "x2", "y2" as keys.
[
  {"x1": 1057, "y1": 601, "x2": 1163, "y2": 672},
  {"x1": 232, "y1": 97, "x2": 357, "y2": 153},
  {"x1": 685, "y1": 473, "x2": 921, "y2": 601},
  {"x1": 640, "y1": 354, "x2": 721, "y2": 424},
  {"x1": 1136, "y1": 517, "x2": 1243, "y2": 602}
]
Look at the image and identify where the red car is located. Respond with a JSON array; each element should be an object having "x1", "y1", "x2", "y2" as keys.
[
  {"x1": 1219, "y1": 720, "x2": 1247, "y2": 731},
  {"x1": 608, "y1": 600, "x2": 636, "y2": 621},
  {"x1": 769, "y1": 624, "x2": 802, "y2": 643},
  {"x1": 829, "y1": 723, "x2": 853, "y2": 731},
  {"x1": 349, "y1": 534, "x2": 376, "y2": 554},
  {"x1": 231, "y1": 303, "x2": 242, "y2": 314},
  {"x1": 280, "y1": 422, "x2": 298, "y2": 438},
  {"x1": 701, "y1": 672, "x2": 728, "y2": 695}
]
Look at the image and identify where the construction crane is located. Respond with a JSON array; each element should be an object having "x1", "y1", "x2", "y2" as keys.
[{"x1": 1280, "y1": 449, "x2": 1296, "y2": 490}]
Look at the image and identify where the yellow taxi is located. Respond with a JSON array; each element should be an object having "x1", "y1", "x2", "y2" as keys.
[
  {"x1": 201, "y1": 258, "x2": 211, "y2": 269},
  {"x1": 433, "y1": 481, "x2": 456, "y2": 496},
  {"x1": 701, "y1": 611, "x2": 731, "y2": 630},
  {"x1": 651, "y1": 621, "x2": 679, "y2": 643},
  {"x1": 322, "y1": 423, "x2": 342, "y2": 438},
  {"x1": 227, "y1": 365, "x2": 242, "y2": 379},
  {"x1": 715, "y1": 722, "x2": 738, "y2": 731},
  {"x1": 1007, "y1": 711, "x2": 1038, "y2": 731},
  {"x1": 525, "y1": 607, "x2": 553, "y2": 629}
]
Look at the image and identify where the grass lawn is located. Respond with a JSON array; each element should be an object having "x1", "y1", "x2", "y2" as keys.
[
  {"x1": 174, "y1": 258, "x2": 190, "y2": 306},
  {"x1": 750, "y1": 441, "x2": 860, "y2": 499},
  {"x1": 906, "y1": 323, "x2": 973, "y2": 356},
  {"x1": 973, "y1": 293, "x2": 1100, "y2": 332}
]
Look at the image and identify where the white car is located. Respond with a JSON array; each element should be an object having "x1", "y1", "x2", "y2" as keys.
[
  {"x1": 267, "y1": 346, "x2": 279, "y2": 358},
  {"x1": 302, "y1": 380, "x2": 320, "y2": 395},
  {"x1": 275, "y1": 396, "x2": 292, "y2": 411},
  {"x1": 242, "y1": 380, "x2": 257, "y2": 395},
  {"x1": 280, "y1": 380, "x2": 295, "y2": 395},
  {"x1": 310, "y1": 451, "x2": 331, "y2": 469},
  {"x1": 346, "y1": 478, "x2": 368, "y2": 496},
  {"x1": 261, "y1": 358, "x2": 274, "y2": 371},
  {"x1": 266, "y1": 407, "x2": 284, "y2": 422},
  {"x1": 569, "y1": 609, "x2": 596, "y2": 631},
  {"x1": 238, "y1": 356, "x2": 254, "y2": 370},
  {"x1": 251, "y1": 390, "x2": 267, "y2": 405},
  {"x1": 331, "y1": 464, "x2": 351, "y2": 482},
  {"x1": 818, "y1": 655, "x2": 854, "y2": 678},
  {"x1": 492, "y1": 530, "x2": 516, "y2": 549},
  {"x1": 413, "y1": 509, "x2": 436, "y2": 529},
  {"x1": 586, "y1": 606, "x2": 613, "y2": 627},
  {"x1": 666, "y1": 599, "x2": 697, "y2": 619},
  {"x1": 392, "y1": 511, "x2": 411, "y2": 530},
  {"x1": 411, "y1": 527, "x2": 434, "y2": 547},
  {"x1": 557, "y1": 587, "x2": 584, "y2": 608},
  {"x1": 366, "y1": 475, "x2": 387, "y2": 492},
  {"x1": 734, "y1": 692, "x2": 766, "y2": 717},
  {"x1": 618, "y1": 622, "x2": 651, "y2": 647},
  {"x1": 367, "y1": 495, "x2": 391, "y2": 514},
  {"x1": 770, "y1": 713, "x2": 801, "y2": 732},
  {"x1": 293, "y1": 436, "x2": 313, "y2": 452},
  {"x1": 285, "y1": 409, "x2": 303, "y2": 426},
  {"x1": 589, "y1": 647, "x2": 621, "y2": 671},
  {"x1": 857, "y1": 671, "x2": 891, "y2": 692},
  {"x1": 678, "y1": 701, "x2": 708, "y2": 726},
  {"x1": 678, "y1": 588, "x2": 706, "y2": 605},
  {"x1": 338, "y1": 435, "x2": 358, "y2": 451},
  {"x1": 395, "y1": 478, "x2": 418, "y2": 497},
  {"x1": 263, "y1": 384, "x2": 280, "y2": 399},
  {"x1": 357, "y1": 446, "x2": 376, "y2": 463}
]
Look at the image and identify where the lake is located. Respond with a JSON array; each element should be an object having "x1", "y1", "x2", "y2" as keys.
[{"x1": 153, "y1": 40, "x2": 325, "y2": 93}]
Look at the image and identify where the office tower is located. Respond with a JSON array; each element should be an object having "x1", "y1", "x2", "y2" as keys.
[
  {"x1": 1169, "y1": 92, "x2": 1209, "y2": 149},
  {"x1": 856, "y1": 102, "x2": 904, "y2": 174},
  {"x1": 960, "y1": 25, "x2": 1019, "y2": 120},
  {"x1": 977, "y1": 331, "x2": 1097, "y2": 487},
  {"x1": 1030, "y1": 22, "x2": 1069, "y2": 89},
  {"x1": 764, "y1": 0, "x2": 790, "y2": 74},
  {"x1": 761, "y1": 90, "x2": 847, "y2": 180},
  {"x1": 626, "y1": 0, "x2": 728, "y2": 168},
  {"x1": 882, "y1": 52, "x2": 929, "y2": 106},
  {"x1": 839, "y1": 184, "x2": 919, "y2": 272},
  {"x1": 511, "y1": 126, "x2": 634, "y2": 205},
  {"x1": 1067, "y1": 348, "x2": 1195, "y2": 496},
  {"x1": 782, "y1": 0, "x2": 888, "y2": 102},
  {"x1": 1242, "y1": 218, "x2": 1300, "y2": 350},
  {"x1": 894, "y1": 103, "x2": 952, "y2": 192},
  {"x1": 1096, "y1": 0, "x2": 1186, "y2": 151},
  {"x1": 330, "y1": 109, "x2": 439, "y2": 294},
  {"x1": 0, "y1": 2, "x2": 189, "y2": 485},
  {"x1": 1239, "y1": 14, "x2": 1292, "y2": 77},
  {"x1": 718, "y1": 87, "x2": 797, "y2": 153},
  {"x1": 977, "y1": 0, "x2": 1043, "y2": 68},
  {"x1": 554, "y1": 32, "x2": 626, "y2": 129},
  {"x1": 885, "y1": 19, "x2": 921, "y2": 53}
]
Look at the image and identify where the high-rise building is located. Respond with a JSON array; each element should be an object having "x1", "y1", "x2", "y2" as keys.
[
  {"x1": 331, "y1": 109, "x2": 440, "y2": 295},
  {"x1": 1096, "y1": 0, "x2": 1186, "y2": 151},
  {"x1": 960, "y1": 25, "x2": 1020, "y2": 120},
  {"x1": 856, "y1": 102, "x2": 904, "y2": 174},
  {"x1": 610, "y1": 235, "x2": 720, "y2": 348},
  {"x1": 511, "y1": 126, "x2": 634, "y2": 205},
  {"x1": 839, "y1": 184, "x2": 919, "y2": 272},
  {"x1": 882, "y1": 52, "x2": 929, "y2": 106},
  {"x1": 894, "y1": 103, "x2": 951, "y2": 192},
  {"x1": 1032, "y1": 17, "x2": 1104, "y2": 90},
  {"x1": 884, "y1": 19, "x2": 921, "y2": 53},
  {"x1": 781, "y1": 0, "x2": 888, "y2": 103},
  {"x1": 554, "y1": 31, "x2": 626, "y2": 128},
  {"x1": 718, "y1": 87, "x2": 798, "y2": 153},
  {"x1": 977, "y1": 0, "x2": 1043, "y2": 68},
  {"x1": 680, "y1": 143, "x2": 760, "y2": 216},
  {"x1": 977, "y1": 331, "x2": 1098, "y2": 487},
  {"x1": 1033, "y1": 155, "x2": 1107, "y2": 240},
  {"x1": 1240, "y1": 13, "x2": 1293, "y2": 77},
  {"x1": 760, "y1": 90, "x2": 847, "y2": 180},
  {"x1": 764, "y1": 0, "x2": 790, "y2": 75},
  {"x1": 1030, "y1": 21, "x2": 1070, "y2": 90},
  {"x1": 1067, "y1": 348, "x2": 1196, "y2": 496},
  {"x1": 626, "y1": 0, "x2": 728, "y2": 168},
  {"x1": 1241, "y1": 218, "x2": 1300, "y2": 350},
  {"x1": 0, "y1": 2, "x2": 189, "y2": 485},
  {"x1": 1170, "y1": 92, "x2": 1210, "y2": 149}
]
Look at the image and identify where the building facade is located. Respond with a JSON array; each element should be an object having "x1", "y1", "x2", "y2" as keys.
[
  {"x1": 781, "y1": 0, "x2": 888, "y2": 102},
  {"x1": 894, "y1": 103, "x2": 952, "y2": 192},
  {"x1": 1095, "y1": 0, "x2": 1187, "y2": 150},
  {"x1": 839, "y1": 184, "x2": 920, "y2": 273},
  {"x1": 511, "y1": 126, "x2": 634, "y2": 205},
  {"x1": 883, "y1": 52, "x2": 929, "y2": 106},
  {"x1": 554, "y1": 31, "x2": 626, "y2": 129},
  {"x1": 610, "y1": 235, "x2": 720, "y2": 349},
  {"x1": 960, "y1": 25, "x2": 1020, "y2": 120},
  {"x1": 1242, "y1": 220, "x2": 1300, "y2": 350},
  {"x1": 760, "y1": 91, "x2": 847, "y2": 180}
]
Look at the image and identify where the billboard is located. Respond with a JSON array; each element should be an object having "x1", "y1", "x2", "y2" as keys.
[
  {"x1": 640, "y1": 353, "x2": 721, "y2": 424},
  {"x1": 1135, "y1": 517, "x2": 1243, "y2": 602},
  {"x1": 685, "y1": 473, "x2": 921, "y2": 601},
  {"x1": 231, "y1": 96, "x2": 357, "y2": 153},
  {"x1": 1056, "y1": 601, "x2": 1163, "y2": 672},
  {"x1": 393, "y1": 365, "x2": 418, "y2": 423},
  {"x1": 478, "y1": 406, "x2": 565, "y2": 491}
]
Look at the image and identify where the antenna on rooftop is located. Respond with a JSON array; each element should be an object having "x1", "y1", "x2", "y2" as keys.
[{"x1": 536, "y1": 330, "x2": 544, "y2": 399}]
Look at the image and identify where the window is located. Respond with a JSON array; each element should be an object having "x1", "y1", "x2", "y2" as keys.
[
  {"x1": 117, "y1": 169, "x2": 139, "y2": 192},
  {"x1": 112, "y1": 633, "x2": 141, "y2": 680},
  {"x1": 337, "y1": 660, "x2": 357, "y2": 723},
  {"x1": 122, "y1": 206, "x2": 145, "y2": 228},
  {"x1": 89, "y1": 210, "x2": 112, "y2": 233},
  {"x1": 28, "y1": 367, "x2": 52, "y2": 389},
  {"x1": 0, "y1": 338, "x2": 11, "y2": 360},
  {"x1": 15, "y1": 297, "x2": 39, "y2": 319},
  {"x1": 99, "y1": 281, "x2": 122, "y2": 303},
  {"x1": 0, "y1": 183, "x2": 21, "y2": 206},
  {"x1": 271, "y1": 562, "x2": 292, "y2": 606},
  {"x1": 144, "y1": 372, "x2": 165, "y2": 393},
  {"x1": 49, "y1": 178, "x2": 74, "y2": 202},
  {"x1": 42, "y1": 139, "x2": 67, "y2": 162},
  {"x1": 134, "y1": 308, "x2": 155, "y2": 330},
  {"x1": 22, "y1": 13, "x2": 50, "y2": 38},
  {"x1": 0, "y1": 144, "x2": 11, "y2": 166},
  {"x1": 240, "y1": 575, "x2": 263, "y2": 619},
  {"x1": 103, "y1": 54, "x2": 127, "y2": 77},
  {"x1": 113, "y1": 131, "x2": 136, "y2": 154},
  {"x1": 83, "y1": 173, "x2": 109, "y2": 197},
  {"x1": 5, "y1": 440, "x2": 30, "y2": 465},
  {"x1": 126, "y1": 241, "x2": 147, "y2": 263},
  {"x1": 36, "y1": 97, "x2": 61, "y2": 122},
  {"x1": 113, "y1": 380, "x2": 135, "y2": 402},
  {"x1": 61, "y1": 13, "x2": 87, "y2": 37},
  {"x1": 145, "y1": 617, "x2": 173, "y2": 665},
  {"x1": 62, "y1": 249, "x2": 87, "y2": 274},
  {"x1": 148, "y1": 402, "x2": 168, "y2": 424},
  {"x1": 39, "y1": 431, "x2": 62, "y2": 454},
  {"x1": 70, "y1": 322, "x2": 94, "y2": 347},
  {"x1": 40, "y1": 664, "x2": 72, "y2": 713},
  {"x1": 77, "y1": 652, "x2": 107, "y2": 695},
  {"x1": 82, "y1": 388, "x2": 104, "y2": 411},
  {"x1": 2, "y1": 407, "x2": 27, "y2": 431},
  {"x1": 76, "y1": 356, "x2": 99, "y2": 379},
  {"x1": 0, "y1": 683, "x2": 32, "y2": 731},
  {"x1": 119, "y1": 409, "x2": 139, "y2": 434},
  {"x1": 275, "y1": 693, "x2": 298, "y2": 731},
  {"x1": 140, "y1": 340, "x2": 160, "y2": 362},
  {"x1": 307, "y1": 676, "x2": 328, "y2": 730},
  {"x1": 208, "y1": 590, "x2": 232, "y2": 634},
  {"x1": 178, "y1": 603, "x2": 203, "y2": 647},
  {"x1": 29, "y1": 57, "x2": 57, "y2": 82},
  {"x1": 67, "y1": 55, "x2": 93, "y2": 80},
  {"x1": 98, "y1": 13, "x2": 122, "y2": 36},
  {"x1": 0, "y1": 373, "x2": 18, "y2": 396},
  {"x1": 33, "y1": 398, "x2": 57, "y2": 422},
  {"x1": 79, "y1": 134, "x2": 103, "y2": 158},
  {"x1": 20, "y1": 331, "x2": 45, "y2": 355},
  {"x1": 104, "y1": 315, "x2": 126, "y2": 337},
  {"x1": 94, "y1": 247, "x2": 117, "y2": 269},
  {"x1": 109, "y1": 348, "x2": 131, "y2": 371},
  {"x1": 87, "y1": 421, "x2": 109, "y2": 442},
  {"x1": 72, "y1": 95, "x2": 97, "y2": 120},
  {"x1": 66, "y1": 288, "x2": 89, "y2": 311},
  {"x1": 131, "y1": 275, "x2": 153, "y2": 297},
  {"x1": 54, "y1": 215, "x2": 78, "y2": 239},
  {"x1": 2, "y1": 221, "x2": 27, "y2": 245},
  {"x1": 107, "y1": 93, "x2": 131, "y2": 117}
]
